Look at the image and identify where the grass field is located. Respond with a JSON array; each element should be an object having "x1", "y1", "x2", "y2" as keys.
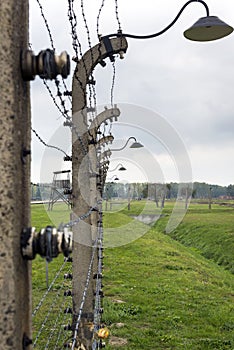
[
  {"x1": 156, "y1": 201, "x2": 234, "y2": 274},
  {"x1": 31, "y1": 200, "x2": 234, "y2": 349}
]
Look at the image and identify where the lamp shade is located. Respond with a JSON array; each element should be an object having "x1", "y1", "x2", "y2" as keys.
[
  {"x1": 130, "y1": 141, "x2": 144, "y2": 149},
  {"x1": 118, "y1": 166, "x2": 127, "y2": 171},
  {"x1": 184, "y1": 16, "x2": 233, "y2": 42}
]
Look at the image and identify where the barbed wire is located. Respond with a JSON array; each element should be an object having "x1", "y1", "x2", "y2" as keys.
[
  {"x1": 31, "y1": 126, "x2": 69, "y2": 157},
  {"x1": 110, "y1": 0, "x2": 123, "y2": 132},
  {"x1": 53, "y1": 259, "x2": 73, "y2": 349},
  {"x1": 31, "y1": 209, "x2": 103, "y2": 348},
  {"x1": 96, "y1": 0, "x2": 121, "y2": 134},
  {"x1": 67, "y1": 0, "x2": 82, "y2": 60},
  {"x1": 54, "y1": 78, "x2": 72, "y2": 117},
  {"x1": 35, "y1": 0, "x2": 72, "y2": 111},
  {"x1": 80, "y1": 0, "x2": 92, "y2": 52},
  {"x1": 63, "y1": 201, "x2": 101, "y2": 228},
  {"x1": 33, "y1": 284, "x2": 65, "y2": 347},
  {"x1": 53, "y1": 306, "x2": 73, "y2": 350},
  {"x1": 114, "y1": 0, "x2": 122, "y2": 32},
  {"x1": 80, "y1": 0, "x2": 98, "y2": 120},
  {"x1": 33, "y1": 257, "x2": 73, "y2": 349},
  {"x1": 41, "y1": 79, "x2": 70, "y2": 120},
  {"x1": 67, "y1": 0, "x2": 89, "y2": 120},
  {"x1": 43, "y1": 298, "x2": 67, "y2": 349},
  {"x1": 31, "y1": 1, "x2": 123, "y2": 347},
  {"x1": 107, "y1": 61, "x2": 117, "y2": 134},
  {"x1": 97, "y1": 0, "x2": 106, "y2": 39},
  {"x1": 92, "y1": 211, "x2": 104, "y2": 349},
  {"x1": 110, "y1": 61, "x2": 116, "y2": 109},
  {"x1": 67, "y1": 0, "x2": 98, "y2": 150},
  {"x1": 35, "y1": 0, "x2": 55, "y2": 50},
  {"x1": 32, "y1": 260, "x2": 67, "y2": 317},
  {"x1": 71, "y1": 237, "x2": 98, "y2": 350}
]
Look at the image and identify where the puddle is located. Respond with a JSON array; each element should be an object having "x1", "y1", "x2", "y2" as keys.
[{"x1": 132, "y1": 214, "x2": 161, "y2": 225}]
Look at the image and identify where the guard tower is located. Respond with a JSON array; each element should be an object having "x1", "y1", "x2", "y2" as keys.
[{"x1": 48, "y1": 170, "x2": 72, "y2": 211}]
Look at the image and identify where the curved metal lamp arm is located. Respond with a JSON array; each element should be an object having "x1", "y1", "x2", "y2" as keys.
[
  {"x1": 107, "y1": 175, "x2": 119, "y2": 181},
  {"x1": 111, "y1": 137, "x2": 136, "y2": 152},
  {"x1": 103, "y1": 0, "x2": 209, "y2": 40},
  {"x1": 109, "y1": 163, "x2": 125, "y2": 172}
]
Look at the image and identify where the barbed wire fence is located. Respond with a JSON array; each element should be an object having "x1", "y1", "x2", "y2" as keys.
[
  {"x1": 32, "y1": 258, "x2": 72, "y2": 349},
  {"x1": 29, "y1": 0, "x2": 124, "y2": 348}
]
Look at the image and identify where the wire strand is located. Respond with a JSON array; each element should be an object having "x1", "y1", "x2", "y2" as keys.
[
  {"x1": 97, "y1": 0, "x2": 106, "y2": 39},
  {"x1": 71, "y1": 238, "x2": 98, "y2": 350},
  {"x1": 32, "y1": 261, "x2": 67, "y2": 317},
  {"x1": 35, "y1": 0, "x2": 55, "y2": 50},
  {"x1": 31, "y1": 127, "x2": 69, "y2": 157},
  {"x1": 35, "y1": 0, "x2": 72, "y2": 109},
  {"x1": 114, "y1": 0, "x2": 122, "y2": 32}
]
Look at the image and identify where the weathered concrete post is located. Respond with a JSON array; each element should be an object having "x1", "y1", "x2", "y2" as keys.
[
  {"x1": 0, "y1": 1, "x2": 32, "y2": 349},
  {"x1": 89, "y1": 110, "x2": 119, "y2": 297},
  {"x1": 89, "y1": 108, "x2": 120, "y2": 236},
  {"x1": 72, "y1": 37, "x2": 127, "y2": 348}
]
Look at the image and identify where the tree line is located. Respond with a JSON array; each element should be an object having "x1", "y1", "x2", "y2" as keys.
[
  {"x1": 103, "y1": 182, "x2": 234, "y2": 201},
  {"x1": 31, "y1": 182, "x2": 234, "y2": 202}
]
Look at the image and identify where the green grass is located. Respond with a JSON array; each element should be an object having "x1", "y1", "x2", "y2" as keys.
[
  {"x1": 103, "y1": 229, "x2": 234, "y2": 349},
  {"x1": 32, "y1": 255, "x2": 73, "y2": 348},
  {"x1": 31, "y1": 200, "x2": 234, "y2": 349},
  {"x1": 31, "y1": 202, "x2": 71, "y2": 230},
  {"x1": 156, "y1": 202, "x2": 234, "y2": 274},
  {"x1": 31, "y1": 203, "x2": 72, "y2": 348}
]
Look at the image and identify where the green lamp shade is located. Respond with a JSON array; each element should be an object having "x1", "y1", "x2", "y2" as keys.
[{"x1": 184, "y1": 16, "x2": 233, "y2": 42}]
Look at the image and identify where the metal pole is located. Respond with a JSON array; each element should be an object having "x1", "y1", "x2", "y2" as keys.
[
  {"x1": 0, "y1": 0, "x2": 32, "y2": 348},
  {"x1": 208, "y1": 186, "x2": 212, "y2": 210},
  {"x1": 71, "y1": 37, "x2": 127, "y2": 348}
]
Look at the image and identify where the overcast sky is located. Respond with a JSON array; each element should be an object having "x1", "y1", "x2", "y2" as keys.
[{"x1": 30, "y1": 0, "x2": 234, "y2": 186}]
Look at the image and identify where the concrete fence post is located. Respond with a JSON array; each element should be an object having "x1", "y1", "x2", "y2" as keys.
[
  {"x1": 71, "y1": 37, "x2": 127, "y2": 348},
  {"x1": 0, "y1": 1, "x2": 32, "y2": 349}
]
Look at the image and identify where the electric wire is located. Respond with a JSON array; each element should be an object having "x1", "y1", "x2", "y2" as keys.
[
  {"x1": 71, "y1": 237, "x2": 98, "y2": 350},
  {"x1": 67, "y1": 0, "x2": 82, "y2": 60},
  {"x1": 31, "y1": 1, "x2": 123, "y2": 347},
  {"x1": 63, "y1": 202, "x2": 101, "y2": 228},
  {"x1": 42, "y1": 79, "x2": 70, "y2": 120},
  {"x1": 110, "y1": 61, "x2": 116, "y2": 109},
  {"x1": 114, "y1": 0, "x2": 122, "y2": 32},
  {"x1": 97, "y1": 0, "x2": 106, "y2": 39},
  {"x1": 32, "y1": 260, "x2": 67, "y2": 318},
  {"x1": 109, "y1": 0, "x2": 122, "y2": 134},
  {"x1": 80, "y1": 0, "x2": 98, "y2": 120},
  {"x1": 53, "y1": 260, "x2": 73, "y2": 349},
  {"x1": 35, "y1": 0, "x2": 72, "y2": 105},
  {"x1": 43, "y1": 298, "x2": 67, "y2": 349},
  {"x1": 33, "y1": 283, "x2": 65, "y2": 347},
  {"x1": 31, "y1": 126, "x2": 70, "y2": 157},
  {"x1": 105, "y1": 0, "x2": 209, "y2": 40},
  {"x1": 92, "y1": 210, "x2": 104, "y2": 349},
  {"x1": 80, "y1": 0, "x2": 93, "y2": 52},
  {"x1": 32, "y1": 257, "x2": 73, "y2": 349},
  {"x1": 67, "y1": 0, "x2": 97, "y2": 149},
  {"x1": 35, "y1": 0, "x2": 55, "y2": 51},
  {"x1": 45, "y1": 287, "x2": 73, "y2": 349}
]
